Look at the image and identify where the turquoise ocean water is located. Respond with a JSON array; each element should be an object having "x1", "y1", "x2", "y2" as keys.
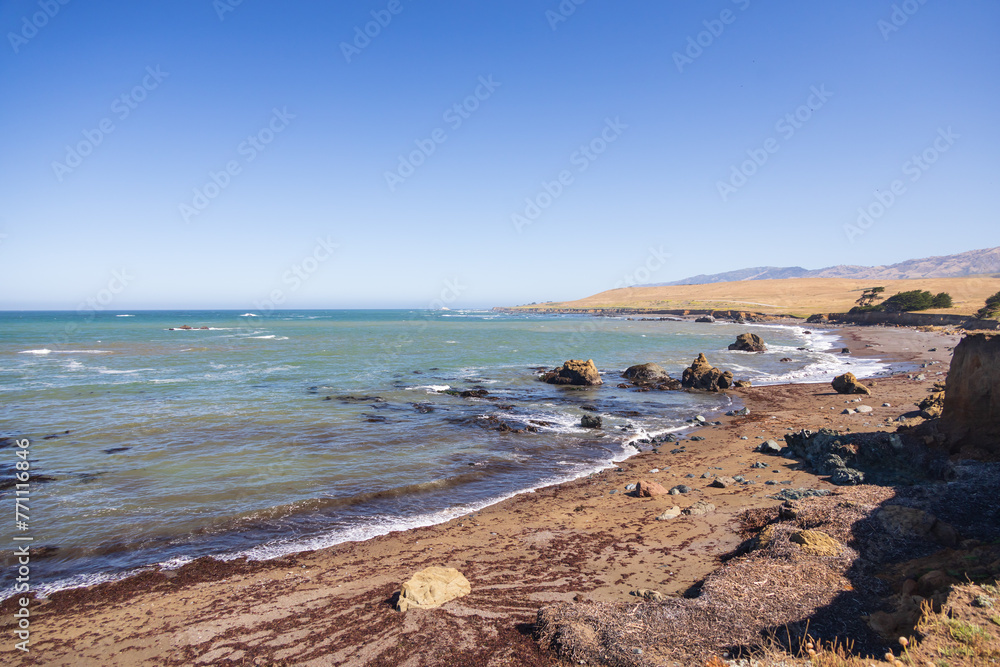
[{"x1": 0, "y1": 310, "x2": 888, "y2": 596}]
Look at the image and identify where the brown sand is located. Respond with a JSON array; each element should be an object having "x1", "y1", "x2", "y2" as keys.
[{"x1": 0, "y1": 326, "x2": 962, "y2": 666}]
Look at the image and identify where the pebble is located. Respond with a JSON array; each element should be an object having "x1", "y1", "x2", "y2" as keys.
[{"x1": 625, "y1": 483, "x2": 637, "y2": 491}]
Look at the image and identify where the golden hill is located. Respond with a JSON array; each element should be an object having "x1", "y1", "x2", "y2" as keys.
[{"x1": 530, "y1": 275, "x2": 1000, "y2": 318}]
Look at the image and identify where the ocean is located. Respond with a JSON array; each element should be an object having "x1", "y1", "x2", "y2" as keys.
[{"x1": 0, "y1": 309, "x2": 888, "y2": 597}]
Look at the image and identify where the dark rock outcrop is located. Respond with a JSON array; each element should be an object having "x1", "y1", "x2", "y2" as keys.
[
  {"x1": 580, "y1": 414, "x2": 602, "y2": 429},
  {"x1": 681, "y1": 354, "x2": 733, "y2": 392},
  {"x1": 918, "y1": 382, "x2": 946, "y2": 419},
  {"x1": 695, "y1": 315, "x2": 715, "y2": 323},
  {"x1": 941, "y1": 333, "x2": 1000, "y2": 454},
  {"x1": 832, "y1": 372, "x2": 871, "y2": 395},
  {"x1": 540, "y1": 359, "x2": 602, "y2": 386},
  {"x1": 728, "y1": 333, "x2": 767, "y2": 352},
  {"x1": 622, "y1": 363, "x2": 681, "y2": 390},
  {"x1": 783, "y1": 428, "x2": 952, "y2": 486}
]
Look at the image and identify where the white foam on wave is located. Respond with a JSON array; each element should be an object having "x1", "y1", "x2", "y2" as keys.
[
  {"x1": 98, "y1": 368, "x2": 155, "y2": 375},
  {"x1": 739, "y1": 324, "x2": 890, "y2": 385},
  {"x1": 20, "y1": 349, "x2": 111, "y2": 355},
  {"x1": 222, "y1": 454, "x2": 635, "y2": 565},
  {"x1": 240, "y1": 313, "x2": 258, "y2": 317},
  {"x1": 116, "y1": 314, "x2": 134, "y2": 317},
  {"x1": 409, "y1": 384, "x2": 451, "y2": 393},
  {"x1": 151, "y1": 379, "x2": 188, "y2": 384}
]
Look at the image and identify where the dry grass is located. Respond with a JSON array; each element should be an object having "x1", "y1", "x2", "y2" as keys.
[
  {"x1": 535, "y1": 477, "x2": 1000, "y2": 666},
  {"x1": 536, "y1": 489, "x2": 893, "y2": 665},
  {"x1": 526, "y1": 276, "x2": 1000, "y2": 318}
]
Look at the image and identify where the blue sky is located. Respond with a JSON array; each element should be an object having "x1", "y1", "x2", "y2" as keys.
[{"x1": 1, "y1": 0, "x2": 997, "y2": 309}]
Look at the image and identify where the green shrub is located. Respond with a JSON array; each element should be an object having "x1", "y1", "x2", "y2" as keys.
[
  {"x1": 976, "y1": 291, "x2": 1000, "y2": 319},
  {"x1": 881, "y1": 290, "x2": 935, "y2": 312},
  {"x1": 932, "y1": 292, "x2": 954, "y2": 308}
]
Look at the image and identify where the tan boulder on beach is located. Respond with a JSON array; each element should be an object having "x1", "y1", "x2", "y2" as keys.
[{"x1": 395, "y1": 566, "x2": 471, "y2": 612}]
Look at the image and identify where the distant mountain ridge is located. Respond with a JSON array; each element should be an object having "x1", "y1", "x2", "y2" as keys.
[{"x1": 657, "y1": 247, "x2": 1000, "y2": 286}]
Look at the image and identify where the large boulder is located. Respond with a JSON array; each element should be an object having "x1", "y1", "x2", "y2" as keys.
[
  {"x1": 622, "y1": 362, "x2": 667, "y2": 384},
  {"x1": 635, "y1": 479, "x2": 668, "y2": 497},
  {"x1": 941, "y1": 333, "x2": 1000, "y2": 454},
  {"x1": 681, "y1": 354, "x2": 733, "y2": 392},
  {"x1": 396, "y1": 566, "x2": 471, "y2": 612},
  {"x1": 540, "y1": 359, "x2": 602, "y2": 386},
  {"x1": 621, "y1": 362, "x2": 680, "y2": 389},
  {"x1": 831, "y1": 372, "x2": 871, "y2": 395},
  {"x1": 728, "y1": 333, "x2": 767, "y2": 352}
]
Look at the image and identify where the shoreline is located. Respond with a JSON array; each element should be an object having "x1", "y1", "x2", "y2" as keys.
[
  {"x1": 0, "y1": 324, "x2": 963, "y2": 665},
  {"x1": 10, "y1": 321, "x2": 869, "y2": 601}
]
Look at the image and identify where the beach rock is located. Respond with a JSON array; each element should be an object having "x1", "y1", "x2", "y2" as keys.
[
  {"x1": 396, "y1": 566, "x2": 471, "y2": 612},
  {"x1": 876, "y1": 506, "x2": 959, "y2": 546},
  {"x1": 830, "y1": 468, "x2": 865, "y2": 485},
  {"x1": 709, "y1": 476, "x2": 736, "y2": 488},
  {"x1": 681, "y1": 354, "x2": 733, "y2": 392},
  {"x1": 668, "y1": 485, "x2": 691, "y2": 495},
  {"x1": 757, "y1": 439, "x2": 782, "y2": 454},
  {"x1": 655, "y1": 506, "x2": 682, "y2": 521},
  {"x1": 733, "y1": 380, "x2": 753, "y2": 388},
  {"x1": 841, "y1": 348, "x2": 850, "y2": 354},
  {"x1": 540, "y1": 359, "x2": 602, "y2": 386},
  {"x1": 580, "y1": 414, "x2": 602, "y2": 429},
  {"x1": 779, "y1": 357, "x2": 793, "y2": 362},
  {"x1": 622, "y1": 363, "x2": 672, "y2": 386},
  {"x1": 789, "y1": 530, "x2": 841, "y2": 556},
  {"x1": 728, "y1": 333, "x2": 767, "y2": 353},
  {"x1": 695, "y1": 315, "x2": 715, "y2": 323},
  {"x1": 636, "y1": 479, "x2": 668, "y2": 497},
  {"x1": 630, "y1": 588, "x2": 666, "y2": 602},
  {"x1": 918, "y1": 383, "x2": 946, "y2": 419},
  {"x1": 726, "y1": 407, "x2": 750, "y2": 417},
  {"x1": 682, "y1": 500, "x2": 716, "y2": 516},
  {"x1": 856, "y1": 405, "x2": 874, "y2": 414},
  {"x1": 831, "y1": 372, "x2": 871, "y2": 395}
]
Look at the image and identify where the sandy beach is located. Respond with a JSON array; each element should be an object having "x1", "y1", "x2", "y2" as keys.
[{"x1": 1, "y1": 325, "x2": 965, "y2": 666}]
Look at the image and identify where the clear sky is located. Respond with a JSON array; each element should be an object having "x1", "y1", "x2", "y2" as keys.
[{"x1": 1, "y1": 0, "x2": 997, "y2": 310}]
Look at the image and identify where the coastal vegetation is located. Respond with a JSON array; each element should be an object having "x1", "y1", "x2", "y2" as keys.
[
  {"x1": 977, "y1": 290, "x2": 1000, "y2": 319},
  {"x1": 850, "y1": 289, "x2": 954, "y2": 314}
]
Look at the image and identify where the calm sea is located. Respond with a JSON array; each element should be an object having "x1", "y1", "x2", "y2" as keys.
[{"x1": 0, "y1": 309, "x2": 887, "y2": 596}]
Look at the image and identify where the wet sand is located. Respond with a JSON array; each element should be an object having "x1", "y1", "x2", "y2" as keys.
[{"x1": 0, "y1": 325, "x2": 962, "y2": 666}]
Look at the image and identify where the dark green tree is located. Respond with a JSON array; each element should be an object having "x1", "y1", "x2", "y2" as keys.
[
  {"x1": 855, "y1": 286, "x2": 885, "y2": 308},
  {"x1": 976, "y1": 291, "x2": 1000, "y2": 319},
  {"x1": 931, "y1": 292, "x2": 953, "y2": 308},
  {"x1": 880, "y1": 290, "x2": 935, "y2": 312}
]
